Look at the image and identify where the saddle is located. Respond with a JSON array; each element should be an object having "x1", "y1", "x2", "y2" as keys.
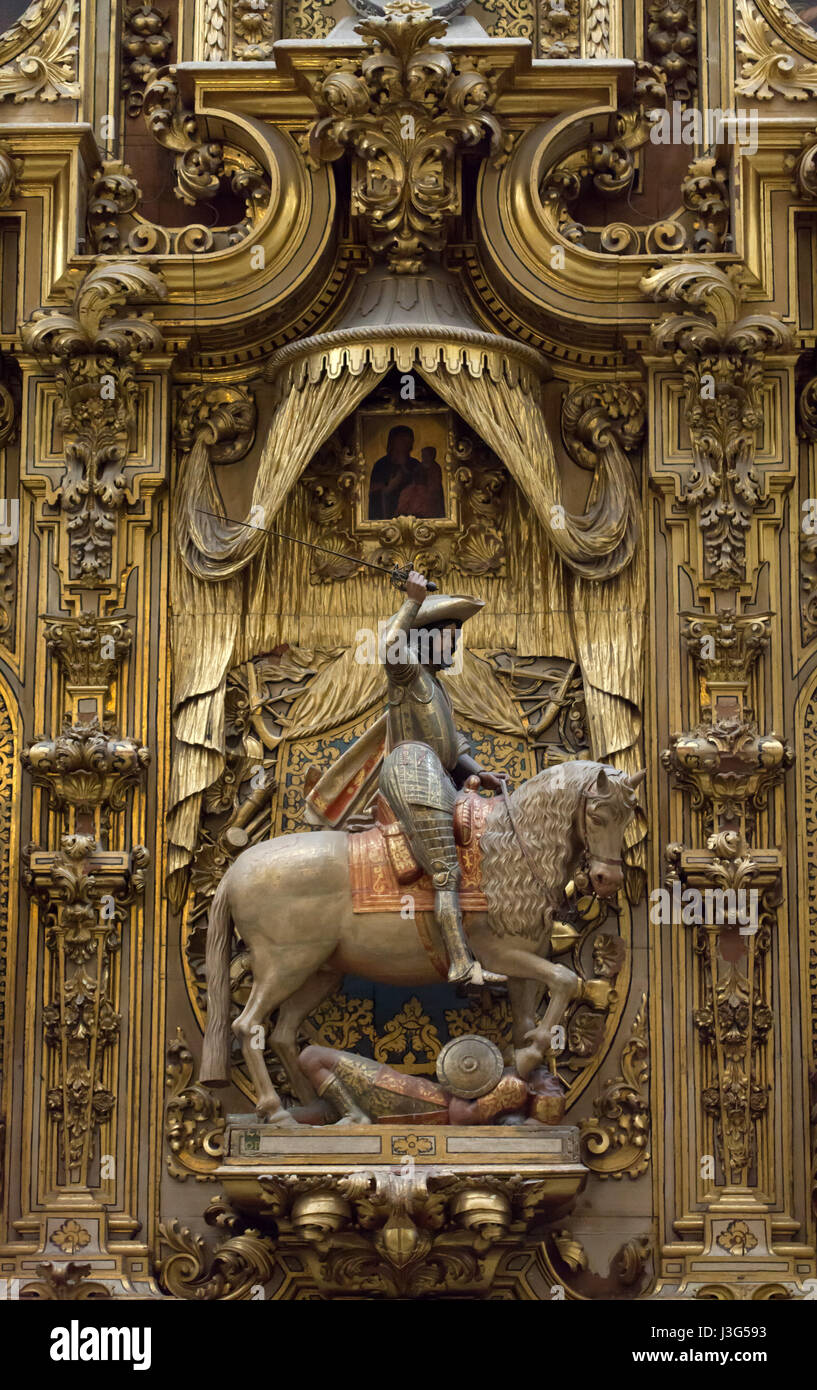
[{"x1": 347, "y1": 789, "x2": 495, "y2": 915}]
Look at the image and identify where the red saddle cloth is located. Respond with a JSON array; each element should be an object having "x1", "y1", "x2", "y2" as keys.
[{"x1": 347, "y1": 789, "x2": 495, "y2": 914}]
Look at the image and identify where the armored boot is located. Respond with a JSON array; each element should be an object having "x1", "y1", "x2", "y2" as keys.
[
  {"x1": 317, "y1": 1071, "x2": 370, "y2": 1124},
  {"x1": 434, "y1": 887, "x2": 506, "y2": 988},
  {"x1": 380, "y1": 746, "x2": 506, "y2": 987}
]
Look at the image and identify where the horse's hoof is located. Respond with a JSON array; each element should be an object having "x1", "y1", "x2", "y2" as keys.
[
  {"x1": 256, "y1": 1106, "x2": 299, "y2": 1127},
  {"x1": 514, "y1": 1044, "x2": 543, "y2": 1079}
]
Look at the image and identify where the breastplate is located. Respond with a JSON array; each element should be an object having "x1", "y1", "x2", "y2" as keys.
[{"x1": 387, "y1": 675, "x2": 459, "y2": 770}]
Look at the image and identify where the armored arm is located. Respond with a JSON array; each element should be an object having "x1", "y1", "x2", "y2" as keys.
[{"x1": 379, "y1": 596, "x2": 421, "y2": 684}]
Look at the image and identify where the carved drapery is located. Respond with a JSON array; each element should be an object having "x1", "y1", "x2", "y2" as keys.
[{"x1": 169, "y1": 341, "x2": 645, "y2": 901}]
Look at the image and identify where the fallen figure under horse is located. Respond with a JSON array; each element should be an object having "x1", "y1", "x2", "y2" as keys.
[{"x1": 201, "y1": 757, "x2": 643, "y2": 1126}]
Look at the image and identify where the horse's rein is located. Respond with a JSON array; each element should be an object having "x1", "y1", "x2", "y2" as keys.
[{"x1": 500, "y1": 781, "x2": 551, "y2": 891}]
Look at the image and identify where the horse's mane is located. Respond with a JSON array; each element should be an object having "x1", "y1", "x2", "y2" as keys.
[{"x1": 480, "y1": 761, "x2": 634, "y2": 942}]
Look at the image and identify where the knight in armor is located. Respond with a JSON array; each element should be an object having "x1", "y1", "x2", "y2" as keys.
[{"x1": 379, "y1": 569, "x2": 507, "y2": 988}]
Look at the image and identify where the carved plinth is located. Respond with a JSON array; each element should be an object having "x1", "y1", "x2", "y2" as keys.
[{"x1": 162, "y1": 1120, "x2": 588, "y2": 1299}]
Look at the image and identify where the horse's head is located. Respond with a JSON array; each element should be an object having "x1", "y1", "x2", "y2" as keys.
[{"x1": 581, "y1": 766, "x2": 645, "y2": 898}]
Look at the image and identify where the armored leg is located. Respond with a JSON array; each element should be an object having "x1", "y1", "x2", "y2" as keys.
[
  {"x1": 380, "y1": 743, "x2": 506, "y2": 987},
  {"x1": 317, "y1": 1072, "x2": 371, "y2": 1124},
  {"x1": 410, "y1": 806, "x2": 505, "y2": 987}
]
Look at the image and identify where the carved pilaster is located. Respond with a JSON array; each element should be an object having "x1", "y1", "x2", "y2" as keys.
[{"x1": 643, "y1": 260, "x2": 807, "y2": 1293}]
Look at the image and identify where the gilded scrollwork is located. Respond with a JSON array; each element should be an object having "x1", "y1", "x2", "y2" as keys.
[
  {"x1": 667, "y1": 833, "x2": 781, "y2": 1183},
  {"x1": 165, "y1": 1028, "x2": 225, "y2": 1180},
  {"x1": 142, "y1": 70, "x2": 271, "y2": 229},
  {"x1": 305, "y1": 10, "x2": 512, "y2": 273},
  {"x1": 661, "y1": 715, "x2": 792, "y2": 828},
  {"x1": 20, "y1": 1262, "x2": 113, "y2": 1300},
  {"x1": 0, "y1": 0, "x2": 80, "y2": 103},
  {"x1": 737, "y1": 0, "x2": 817, "y2": 99},
  {"x1": 579, "y1": 993, "x2": 650, "y2": 1180},
  {"x1": 23, "y1": 835, "x2": 149, "y2": 1184},
  {"x1": 158, "y1": 1163, "x2": 585, "y2": 1300},
  {"x1": 20, "y1": 262, "x2": 165, "y2": 581},
  {"x1": 643, "y1": 262, "x2": 791, "y2": 587}
]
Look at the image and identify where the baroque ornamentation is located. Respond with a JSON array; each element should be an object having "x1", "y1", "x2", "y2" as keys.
[
  {"x1": 283, "y1": 0, "x2": 335, "y2": 41},
  {"x1": 643, "y1": 262, "x2": 791, "y2": 587},
  {"x1": 0, "y1": 0, "x2": 80, "y2": 103},
  {"x1": 661, "y1": 715, "x2": 792, "y2": 826},
  {"x1": 23, "y1": 835, "x2": 149, "y2": 1185},
  {"x1": 681, "y1": 613, "x2": 771, "y2": 689},
  {"x1": 737, "y1": 0, "x2": 817, "y2": 100},
  {"x1": 160, "y1": 1153, "x2": 585, "y2": 1300},
  {"x1": 87, "y1": 163, "x2": 142, "y2": 255},
  {"x1": 580, "y1": 993, "x2": 650, "y2": 1180},
  {"x1": 20, "y1": 1262, "x2": 113, "y2": 1300},
  {"x1": 539, "y1": 101, "x2": 729, "y2": 257},
  {"x1": 667, "y1": 832, "x2": 781, "y2": 1182},
  {"x1": 121, "y1": 3, "x2": 171, "y2": 117},
  {"x1": 20, "y1": 262, "x2": 165, "y2": 582},
  {"x1": 646, "y1": 0, "x2": 698, "y2": 103},
  {"x1": 0, "y1": 140, "x2": 21, "y2": 206},
  {"x1": 22, "y1": 714, "x2": 149, "y2": 813},
  {"x1": 305, "y1": 11, "x2": 512, "y2": 273},
  {"x1": 43, "y1": 615, "x2": 132, "y2": 693},
  {"x1": 143, "y1": 70, "x2": 271, "y2": 225},
  {"x1": 165, "y1": 1028, "x2": 225, "y2": 1180}
]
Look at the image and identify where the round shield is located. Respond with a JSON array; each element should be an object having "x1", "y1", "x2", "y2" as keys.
[{"x1": 436, "y1": 1035, "x2": 504, "y2": 1099}]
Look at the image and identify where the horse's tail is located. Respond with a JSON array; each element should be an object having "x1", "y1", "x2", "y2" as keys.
[{"x1": 201, "y1": 875, "x2": 233, "y2": 1086}]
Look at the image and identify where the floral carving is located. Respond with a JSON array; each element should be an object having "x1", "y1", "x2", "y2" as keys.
[
  {"x1": 0, "y1": 0, "x2": 80, "y2": 103},
  {"x1": 737, "y1": 0, "x2": 817, "y2": 100},
  {"x1": 20, "y1": 262, "x2": 165, "y2": 582},
  {"x1": 23, "y1": 714, "x2": 149, "y2": 813},
  {"x1": 646, "y1": 0, "x2": 698, "y2": 103},
  {"x1": 23, "y1": 836, "x2": 149, "y2": 1183},
  {"x1": 165, "y1": 1028, "x2": 226, "y2": 1180}
]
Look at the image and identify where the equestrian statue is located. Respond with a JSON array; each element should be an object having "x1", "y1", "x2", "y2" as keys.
[{"x1": 201, "y1": 569, "x2": 643, "y2": 1126}]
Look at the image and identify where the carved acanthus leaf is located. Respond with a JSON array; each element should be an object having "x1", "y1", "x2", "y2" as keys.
[
  {"x1": 305, "y1": 12, "x2": 512, "y2": 272},
  {"x1": 0, "y1": 0, "x2": 80, "y2": 103},
  {"x1": 737, "y1": 0, "x2": 817, "y2": 100}
]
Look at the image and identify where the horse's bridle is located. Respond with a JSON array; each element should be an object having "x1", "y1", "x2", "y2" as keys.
[{"x1": 500, "y1": 781, "x2": 622, "y2": 894}]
